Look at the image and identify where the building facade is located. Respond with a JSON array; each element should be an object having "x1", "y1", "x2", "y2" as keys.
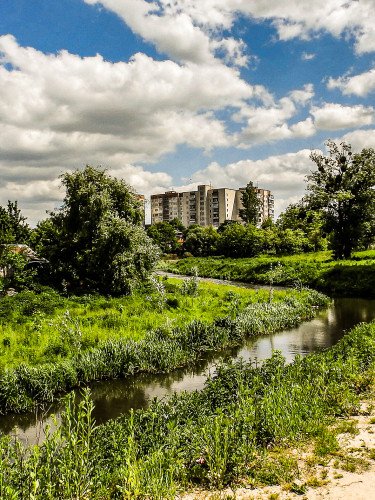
[{"x1": 151, "y1": 185, "x2": 274, "y2": 228}]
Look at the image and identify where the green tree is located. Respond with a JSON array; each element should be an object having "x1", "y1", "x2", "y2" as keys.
[
  {"x1": 308, "y1": 141, "x2": 375, "y2": 259},
  {"x1": 35, "y1": 166, "x2": 159, "y2": 294},
  {"x1": 239, "y1": 181, "x2": 261, "y2": 225},
  {"x1": 217, "y1": 222, "x2": 263, "y2": 257},
  {"x1": 147, "y1": 222, "x2": 180, "y2": 254},
  {"x1": 184, "y1": 225, "x2": 219, "y2": 256},
  {"x1": 0, "y1": 247, "x2": 36, "y2": 291},
  {"x1": 277, "y1": 201, "x2": 327, "y2": 252},
  {"x1": 0, "y1": 201, "x2": 31, "y2": 243}
]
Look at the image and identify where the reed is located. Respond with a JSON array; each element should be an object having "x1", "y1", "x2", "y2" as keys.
[{"x1": 0, "y1": 288, "x2": 328, "y2": 414}]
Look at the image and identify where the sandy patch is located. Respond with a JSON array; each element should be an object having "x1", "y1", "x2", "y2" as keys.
[{"x1": 179, "y1": 401, "x2": 375, "y2": 500}]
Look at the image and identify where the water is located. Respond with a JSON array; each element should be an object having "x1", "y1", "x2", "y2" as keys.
[{"x1": 1, "y1": 297, "x2": 374, "y2": 445}]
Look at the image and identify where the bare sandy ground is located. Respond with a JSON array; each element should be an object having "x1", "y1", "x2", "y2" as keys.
[{"x1": 179, "y1": 401, "x2": 375, "y2": 500}]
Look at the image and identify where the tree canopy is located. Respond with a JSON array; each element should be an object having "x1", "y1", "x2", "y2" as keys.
[
  {"x1": 35, "y1": 166, "x2": 159, "y2": 294},
  {"x1": 0, "y1": 201, "x2": 30, "y2": 244},
  {"x1": 307, "y1": 141, "x2": 375, "y2": 259}
]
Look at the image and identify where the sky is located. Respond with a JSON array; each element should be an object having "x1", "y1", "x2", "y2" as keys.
[{"x1": 0, "y1": 0, "x2": 375, "y2": 225}]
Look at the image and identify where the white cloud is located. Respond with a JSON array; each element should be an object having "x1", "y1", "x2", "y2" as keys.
[
  {"x1": 327, "y1": 67, "x2": 375, "y2": 97},
  {"x1": 188, "y1": 149, "x2": 316, "y2": 217},
  {"x1": 337, "y1": 128, "x2": 375, "y2": 150},
  {"x1": 236, "y1": 85, "x2": 315, "y2": 146},
  {"x1": 234, "y1": 0, "x2": 375, "y2": 55},
  {"x1": 311, "y1": 103, "x2": 374, "y2": 130},
  {"x1": 301, "y1": 52, "x2": 316, "y2": 61},
  {"x1": 85, "y1": 1, "x2": 375, "y2": 57},
  {"x1": 0, "y1": 35, "x2": 257, "y2": 171}
]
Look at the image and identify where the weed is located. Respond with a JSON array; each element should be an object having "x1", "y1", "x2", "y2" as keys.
[{"x1": 335, "y1": 420, "x2": 359, "y2": 436}]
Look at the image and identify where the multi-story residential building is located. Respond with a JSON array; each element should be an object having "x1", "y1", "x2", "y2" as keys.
[
  {"x1": 134, "y1": 194, "x2": 146, "y2": 224},
  {"x1": 151, "y1": 184, "x2": 274, "y2": 228}
]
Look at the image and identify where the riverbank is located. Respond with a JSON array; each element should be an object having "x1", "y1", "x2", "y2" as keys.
[
  {"x1": 1, "y1": 319, "x2": 375, "y2": 498},
  {"x1": 0, "y1": 282, "x2": 328, "y2": 414},
  {"x1": 160, "y1": 250, "x2": 375, "y2": 297},
  {"x1": 180, "y1": 395, "x2": 375, "y2": 499}
]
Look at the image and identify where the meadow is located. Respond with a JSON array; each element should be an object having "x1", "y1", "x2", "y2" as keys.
[
  {"x1": 1, "y1": 318, "x2": 375, "y2": 499},
  {"x1": 0, "y1": 278, "x2": 329, "y2": 414},
  {"x1": 0, "y1": 277, "x2": 302, "y2": 369},
  {"x1": 161, "y1": 250, "x2": 375, "y2": 297}
]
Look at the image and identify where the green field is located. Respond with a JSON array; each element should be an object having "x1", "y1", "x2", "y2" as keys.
[
  {"x1": 0, "y1": 278, "x2": 292, "y2": 370},
  {"x1": 160, "y1": 250, "x2": 375, "y2": 297}
]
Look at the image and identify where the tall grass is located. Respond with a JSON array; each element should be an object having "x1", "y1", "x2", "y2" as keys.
[
  {"x1": 0, "y1": 279, "x2": 285, "y2": 369},
  {"x1": 1, "y1": 319, "x2": 375, "y2": 498},
  {"x1": 0, "y1": 287, "x2": 329, "y2": 414}
]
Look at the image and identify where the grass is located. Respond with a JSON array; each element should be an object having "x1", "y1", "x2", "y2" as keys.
[
  {"x1": 160, "y1": 249, "x2": 375, "y2": 297},
  {"x1": 0, "y1": 280, "x2": 329, "y2": 414},
  {"x1": 0, "y1": 278, "x2": 287, "y2": 370},
  {"x1": 1, "y1": 318, "x2": 375, "y2": 498}
]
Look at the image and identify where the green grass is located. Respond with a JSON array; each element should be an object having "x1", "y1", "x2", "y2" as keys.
[
  {"x1": 0, "y1": 282, "x2": 329, "y2": 414},
  {"x1": 160, "y1": 250, "x2": 375, "y2": 297},
  {"x1": 0, "y1": 279, "x2": 280, "y2": 370},
  {"x1": 1, "y1": 318, "x2": 375, "y2": 499}
]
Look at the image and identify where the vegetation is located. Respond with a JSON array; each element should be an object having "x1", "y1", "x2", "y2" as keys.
[
  {"x1": 32, "y1": 166, "x2": 158, "y2": 295},
  {"x1": 0, "y1": 201, "x2": 31, "y2": 244},
  {"x1": 161, "y1": 250, "x2": 375, "y2": 297},
  {"x1": 1, "y1": 318, "x2": 375, "y2": 498},
  {"x1": 0, "y1": 247, "x2": 37, "y2": 292},
  {"x1": 146, "y1": 220, "x2": 182, "y2": 254},
  {"x1": 0, "y1": 279, "x2": 328, "y2": 414},
  {"x1": 308, "y1": 141, "x2": 375, "y2": 259},
  {"x1": 239, "y1": 181, "x2": 261, "y2": 224}
]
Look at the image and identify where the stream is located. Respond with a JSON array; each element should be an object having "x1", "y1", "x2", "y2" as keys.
[{"x1": 1, "y1": 283, "x2": 374, "y2": 446}]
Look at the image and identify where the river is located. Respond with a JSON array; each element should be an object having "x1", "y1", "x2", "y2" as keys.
[{"x1": 0, "y1": 294, "x2": 374, "y2": 446}]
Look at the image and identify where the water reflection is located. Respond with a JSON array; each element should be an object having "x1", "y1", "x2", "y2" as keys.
[{"x1": 1, "y1": 298, "x2": 374, "y2": 445}]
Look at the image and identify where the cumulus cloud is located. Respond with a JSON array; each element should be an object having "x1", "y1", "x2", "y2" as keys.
[
  {"x1": 327, "y1": 67, "x2": 375, "y2": 97},
  {"x1": 236, "y1": 85, "x2": 316, "y2": 146},
  {"x1": 85, "y1": 0, "x2": 375, "y2": 56},
  {"x1": 337, "y1": 128, "x2": 375, "y2": 150},
  {"x1": 311, "y1": 103, "x2": 375, "y2": 130},
  {"x1": 187, "y1": 149, "x2": 316, "y2": 216}
]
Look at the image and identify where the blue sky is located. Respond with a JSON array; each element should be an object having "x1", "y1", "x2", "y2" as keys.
[{"x1": 0, "y1": 0, "x2": 374, "y2": 224}]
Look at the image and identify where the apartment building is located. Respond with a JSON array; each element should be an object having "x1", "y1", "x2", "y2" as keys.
[{"x1": 151, "y1": 184, "x2": 274, "y2": 228}]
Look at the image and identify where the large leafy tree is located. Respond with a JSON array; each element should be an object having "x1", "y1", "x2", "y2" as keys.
[
  {"x1": 239, "y1": 181, "x2": 261, "y2": 225},
  {"x1": 0, "y1": 201, "x2": 31, "y2": 244},
  {"x1": 307, "y1": 141, "x2": 375, "y2": 259},
  {"x1": 35, "y1": 166, "x2": 159, "y2": 294},
  {"x1": 184, "y1": 225, "x2": 219, "y2": 256},
  {"x1": 147, "y1": 222, "x2": 180, "y2": 254},
  {"x1": 277, "y1": 201, "x2": 327, "y2": 252}
]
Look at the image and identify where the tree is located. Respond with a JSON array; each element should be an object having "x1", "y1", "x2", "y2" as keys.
[
  {"x1": 217, "y1": 222, "x2": 263, "y2": 257},
  {"x1": 277, "y1": 201, "x2": 327, "y2": 252},
  {"x1": 239, "y1": 181, "x2": 261, "y2": 225},
  {"x1": 184, "y1": 226, "x2": 219, "y2": 256},
  {"x1": 35, "y1": 166, "x2": 159, "y2": 294},
  {"x1": 0, "y1": 247, "x2": 36, "y2": 291},
  {"x1": 0, "y1": 201, "x2": 31, "y2": 244},
  {"x1": 307, "y1": 141, "x2": 375, "y2": 259},
  {"x1": 147, "y1": 222, "x2": 180, "y2": 254}
]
